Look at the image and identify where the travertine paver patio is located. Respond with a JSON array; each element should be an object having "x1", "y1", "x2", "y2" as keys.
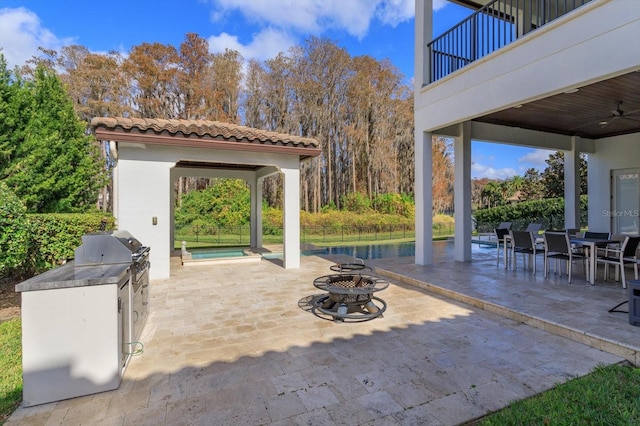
[{"x1": 8, "y1": 251, "x2": 627, "y2": 426}]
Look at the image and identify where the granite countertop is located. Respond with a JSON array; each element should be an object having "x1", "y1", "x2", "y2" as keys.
[{"x1": 15, "y1": 261, "x2": 130, "y2": 293}]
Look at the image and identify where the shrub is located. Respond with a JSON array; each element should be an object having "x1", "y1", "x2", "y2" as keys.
[
  {"x1": 474, "y1": 196, "x2": 588, "y2": 232},
  {"x1": 24, "y1": 213, "x2": 115, "y2": 274},
  {"x1": 341, "y1": 192, "x2": 371, "y2": 213},
  {"x1": 0, "y1": 182, "x2": 30, "y2": 278},
  {"x1": 372, "y1": 193, "x2": 414, "y2": 217}
]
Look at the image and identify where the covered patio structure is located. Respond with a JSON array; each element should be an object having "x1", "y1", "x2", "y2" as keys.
[{"x1": 91, "y1": 117, "x2": 321, "y2": 280}]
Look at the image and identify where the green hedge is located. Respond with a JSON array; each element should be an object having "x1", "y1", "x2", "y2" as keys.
[
  {"x1": 475, "y1": 196, "x2": 588, "y2": 232},
  {"x1": 0, "y1": 182, "x2": 30, "y2": 277},
  {"x1": 1, "y1": 213, "x2": 116, "y2": 280}
]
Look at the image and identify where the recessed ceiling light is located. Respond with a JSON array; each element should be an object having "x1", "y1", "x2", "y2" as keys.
[
  {"x1": 513, "y1": 104, "x2": 523, "y2": 109},
  {"x1": 564, "y1": 88, "x2": 579, "y2": 94},
  {"x1": 598, "y1": 120, "x2": 608, "y2": 125}
]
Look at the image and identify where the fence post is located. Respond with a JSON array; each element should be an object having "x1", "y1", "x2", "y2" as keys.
[{"x1": 342, "y1": 225, "x2": 344, "y2": 242}]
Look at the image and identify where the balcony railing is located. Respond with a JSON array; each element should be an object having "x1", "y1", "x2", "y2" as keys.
[{"x1": 427, "y1": 0, "x2": 593, "y2": 83}]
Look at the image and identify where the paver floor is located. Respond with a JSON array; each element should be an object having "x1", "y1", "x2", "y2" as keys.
[{"x1": 8, "y1": 252, "x2": 627, "y2": 426}]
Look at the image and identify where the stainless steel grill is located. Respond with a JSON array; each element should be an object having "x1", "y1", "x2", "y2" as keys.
[{"x1": 75, "y1": 230, "x2": 149, "y2": 266}]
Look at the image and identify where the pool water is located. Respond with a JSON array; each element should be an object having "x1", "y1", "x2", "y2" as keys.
[
  {"x1": 303, "y1": 239, "x2": 494, "y2": 260},
  {"x1": 189, "y1": 249, "x2": 246, "y2": 260}
]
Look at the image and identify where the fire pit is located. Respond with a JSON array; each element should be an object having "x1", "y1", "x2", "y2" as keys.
[
  {"x1": 329, "y1": 260, "x2": 372, "y2": 273},
  {"x1": 313, "y1": 274, "x2": 388, "y2": 322}
]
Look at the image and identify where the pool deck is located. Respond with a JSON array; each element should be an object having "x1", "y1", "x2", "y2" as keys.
[{"x1": 7, "y1": 246, "x2": 637, "y2": 425}]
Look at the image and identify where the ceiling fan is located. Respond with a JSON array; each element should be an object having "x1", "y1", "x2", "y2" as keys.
[{"x1": 598, "y1": 100, "x2": 640, "y2": 127}]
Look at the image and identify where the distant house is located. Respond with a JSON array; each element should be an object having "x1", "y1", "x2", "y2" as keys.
[
  {"x1": 414, "y1": 0, "x2": 640, "y2": 264},
  {"x1": 506, "y1": 191, "x2": 525, "y2": 204}
]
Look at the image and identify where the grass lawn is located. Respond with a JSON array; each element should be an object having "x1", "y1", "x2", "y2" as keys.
[
  {"x1": 476, "y1": 363, "x2": 640, "y2": 425},
  {"x1": 0, "y1": 318, "x2": 22, "y2": 425}
]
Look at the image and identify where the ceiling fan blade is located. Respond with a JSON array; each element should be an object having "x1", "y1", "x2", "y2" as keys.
[{"x1": 620, "y1": 116, "x2": 640, "y2": 124}]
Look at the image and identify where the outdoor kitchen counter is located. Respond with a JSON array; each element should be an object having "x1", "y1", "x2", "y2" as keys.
[
  {"x1": 15, "y1": 261, "x2": 129, "y2": 292},
  {"x1": 17, "y1": 261, "x2": 132, "y2": 407}
]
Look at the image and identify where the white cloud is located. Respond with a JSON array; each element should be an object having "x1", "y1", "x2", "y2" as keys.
[
  {"x1": 518, "y1": 149, "x2": 553, "y2": 166},
  {"x1": 375, "y1": 0, "x2": 414, "y2": 27},
  {"x1": 433, "y1": 0, "x2": 448, "y2": 11},
  {"x1": 208, "y1": 28, "x2": 297, "y2": 61},
  {"x1": 209, "y1": 0, "x2": 419, "y2": 39},
  {"x1": 472, "y1": 162, "x2": 518, "y2": 180},
  {"x1": 0, "y1": 7, "x2": 73, "y2": 68}
]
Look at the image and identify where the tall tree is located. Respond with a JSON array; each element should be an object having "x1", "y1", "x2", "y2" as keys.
[
  {"x1": 178, "y1": 33, "x2": 212, "y2": 119},
  {"x1": 431, "y1": 137, "x2": 454, "y2": 213},
  {"x1": 123, "y1": 42, "x2": 180, "y2": 118},
  {"x1": 209, "y1": 49, "x2": 243, "y2": 123},
  {"x1": 522, "y1": 168, "x2": 545, "y2": 200},
  {"x1": 0, "y1": 63, "x2": 106, "y2": 212},
  {"x1": 542, "y1": 151, "x2": 588, "y2": 198},
  {"x1": 56, "y1": 46, "x2": 131, "y2": 121}
]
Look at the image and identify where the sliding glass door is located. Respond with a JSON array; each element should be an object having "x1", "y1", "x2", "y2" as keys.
[{"x1": 611, "y1": 168, "x2": 640, "y2": 235}]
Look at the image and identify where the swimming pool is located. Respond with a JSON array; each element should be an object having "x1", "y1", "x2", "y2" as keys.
[
  {"x1": 189, "y1": 248, "x2": 247, "y2": 259},
  {"x1": 303, "y1": 239, "x2": 495, "y2": 260}
]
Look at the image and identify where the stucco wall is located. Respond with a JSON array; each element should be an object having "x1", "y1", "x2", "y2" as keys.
[
  {"x1": 114, "y1": 143, "x2": 302, "y2": 280},
  {"x1": 416, "y1": 0, "x2": 640, "y2": 132},
  {"x1": 588, "y1": 134, "x2": 640, "y2": 232}
]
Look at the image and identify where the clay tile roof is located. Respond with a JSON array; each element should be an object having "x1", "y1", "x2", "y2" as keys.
[{"x1": 90, "y1": 117, "x2": 320, "y2": 149}]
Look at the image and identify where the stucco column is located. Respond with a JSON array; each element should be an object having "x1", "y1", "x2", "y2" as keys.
[
  {"x1": 454, "y1": 122, "x2": 472, "y2": 261},
  {"x1": 414, "y1": 0, "x2": 432, "y2": 87},
  {"x1": 249, "y1": 177, "x2": 258, "y2": 248},
  {"x1": 282, "y1": 167, "x2": 300, "y2": 269},
  {"x1": 117, "y1": 157, "x2": 172, "y2": 280},
  {"x1": 415, "y1": 131, "x2": 433, "y2": 265},
  {"x1": 256, "y1": 177, "x2": 264, "y2": 249},
  {"x1": 564, "y1": 137, "x2": 581, "y2": 229}
]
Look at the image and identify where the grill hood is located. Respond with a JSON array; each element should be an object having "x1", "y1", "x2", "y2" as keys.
[{"x1": 75, "y1": 230, "x2": 146, "y2": 265}]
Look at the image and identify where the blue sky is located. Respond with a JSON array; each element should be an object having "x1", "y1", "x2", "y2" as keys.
[{"x1": 0, "y1": 0, "x2": 553, "y2": 179}]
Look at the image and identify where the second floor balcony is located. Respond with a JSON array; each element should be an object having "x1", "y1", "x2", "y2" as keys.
[{"x1": 428, "y1": 0, "x2": 593, "y2": 83}]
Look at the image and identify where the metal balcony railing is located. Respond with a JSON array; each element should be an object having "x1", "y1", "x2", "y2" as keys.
[{"x1": 427, "y1": 0, "x2": 593, "y2": 83}]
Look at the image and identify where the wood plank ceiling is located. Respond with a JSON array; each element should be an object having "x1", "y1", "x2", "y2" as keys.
[{"x1": 474, "y1": 71, "x2": 640, "y2": 139}]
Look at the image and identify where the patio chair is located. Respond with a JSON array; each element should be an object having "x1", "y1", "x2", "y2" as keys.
[
  {"x1": 525, "y1": 223, "x2": 543, "y2": 234},
  {"x1": 510, "y1": 230, "x2": 544, "y2": 274},
  {"x1": 584, "y1": 231, "x2": 610, "y2": 239},
  {"x1": 565, "y1": 228, "x2": 580, "y2": 237},
  {"x1": 543, "y1": 231, "x2": 587, "y2": 283},
  {"x1": 497, "y1": 222, "x2": 512, "y2": 230},
  {"x1": 582, "y1": 231, "x2": 613, "y2": 258},
  {"x1": 495, "y1": 227, "x2": 511, "y2": 269},
  {"x1": 595, "y1": 236, "x2": 640, "y2": 289}
]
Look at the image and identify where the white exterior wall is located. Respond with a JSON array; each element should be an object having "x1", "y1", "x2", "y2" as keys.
[
  {"x1": 588, "y1": 134, "x2": 640, "y2": 232},
  {"x1": 114, "y1": 143, "x2": 300, "y2": 280},
  {"x1": 415, "y1": 0, "x2": 639, "y2": 259},
  {"x1": 416, "y1": 0, "x2": 640, "y2": 132},
  {"x1": 21, "y1": 284, "x2": 120, "y2": 406},
  {"x1": 116, "y1": 154, "x2": 173, "y2": 280}
]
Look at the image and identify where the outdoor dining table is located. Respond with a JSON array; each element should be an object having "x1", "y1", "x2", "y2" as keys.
[{"x1": 570, "y1": 237, "x2": 621, "y2": 285}]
